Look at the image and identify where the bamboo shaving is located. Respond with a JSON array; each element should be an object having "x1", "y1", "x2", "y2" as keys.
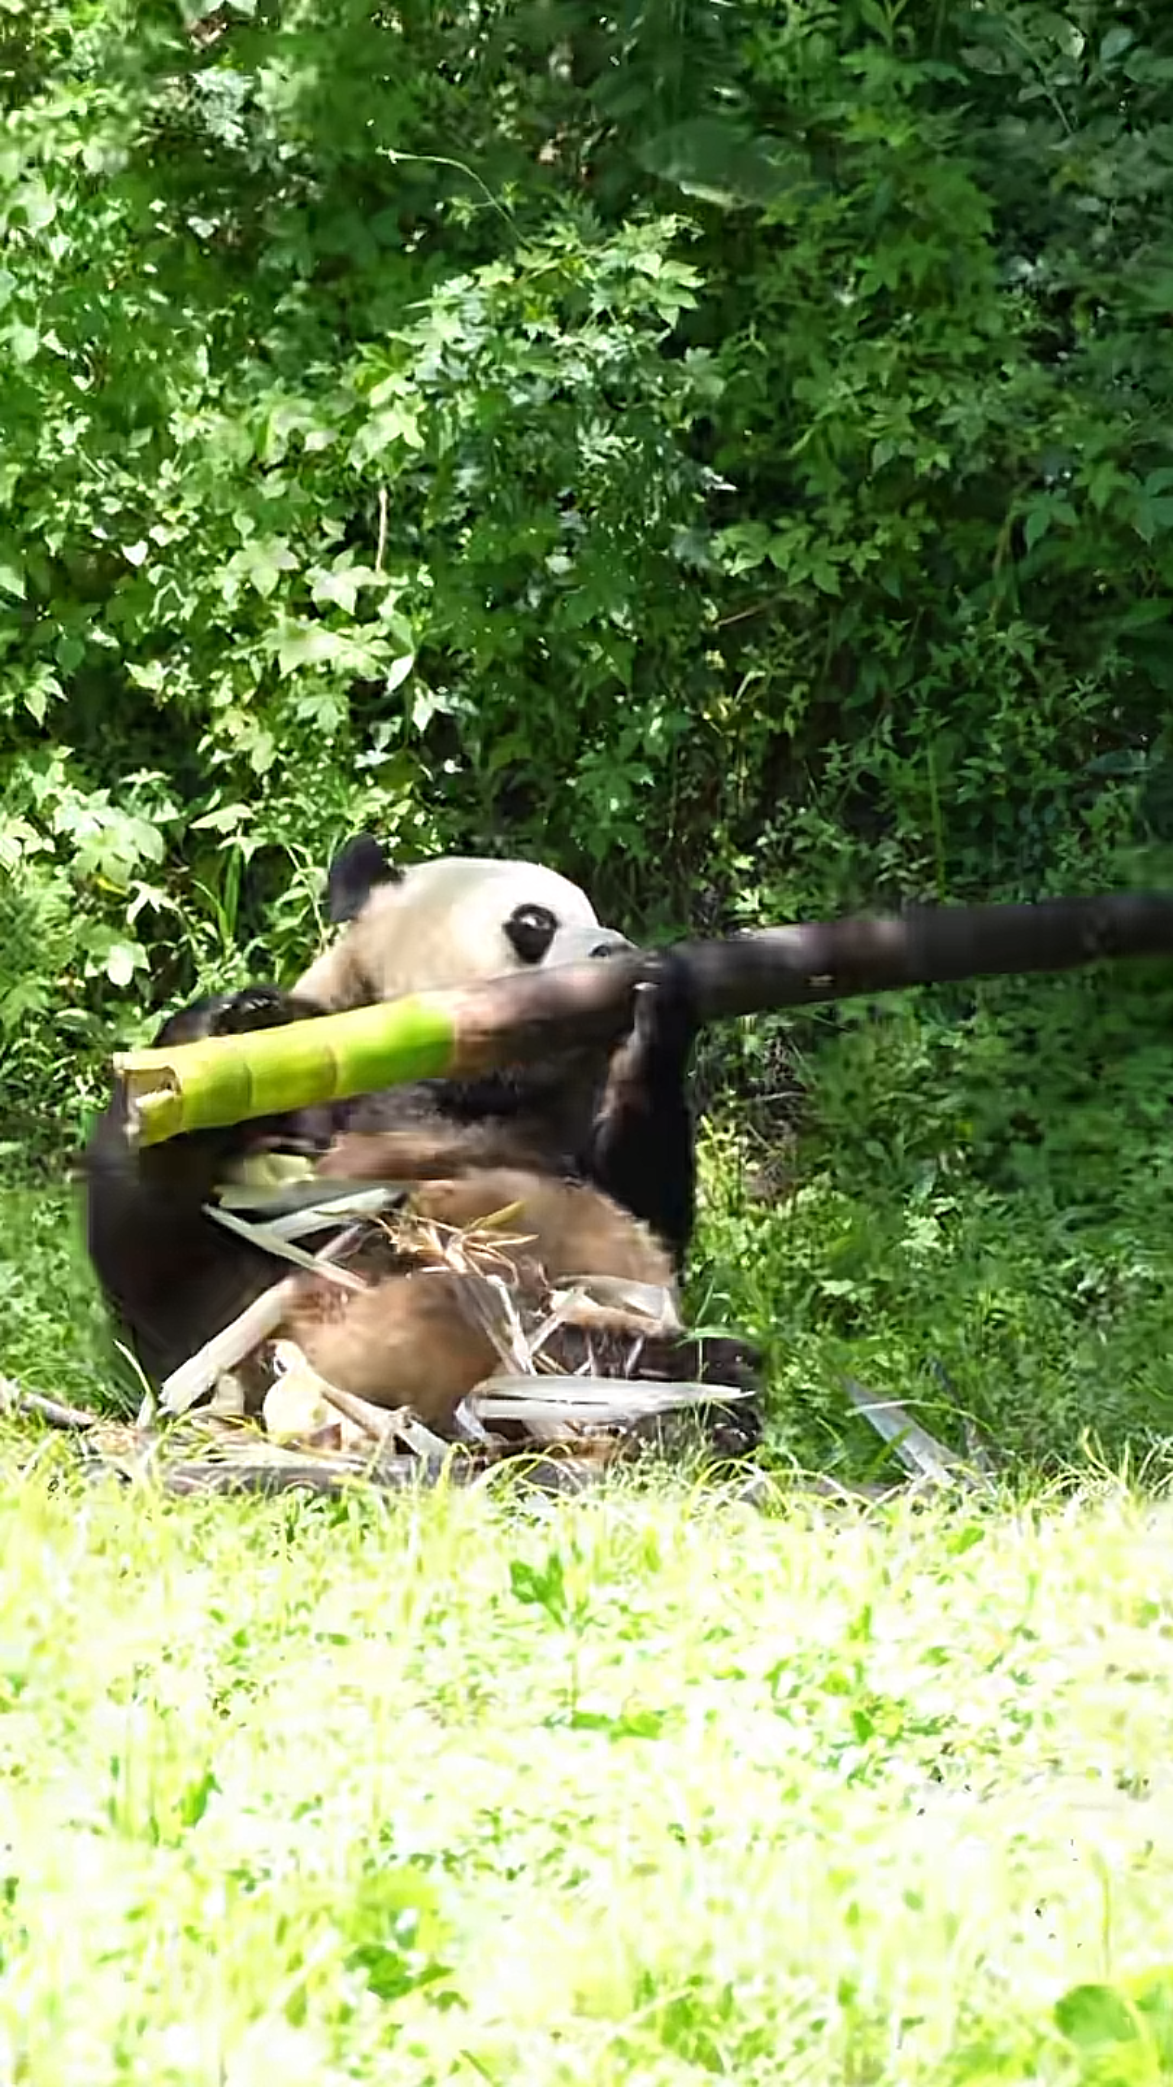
[
  {"x1": 204, "y1": 1202, "x2": 369, "y2": 1289},
  {"x1": 161, "y1": 1223, "x2": 367, "y2": 1414}
]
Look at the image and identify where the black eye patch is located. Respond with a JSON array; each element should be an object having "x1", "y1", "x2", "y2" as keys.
[{"x1": 505, "y1": 903, "x2": 558, "y2": 964}]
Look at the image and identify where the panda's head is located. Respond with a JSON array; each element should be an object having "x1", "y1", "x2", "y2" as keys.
[{"x1": 292, "y1": 834, "x2": 632, "y2": 1010}]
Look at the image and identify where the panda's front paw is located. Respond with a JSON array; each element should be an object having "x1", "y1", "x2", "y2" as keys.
[
  {"x1": 631, "y1": 951, "x2": 700, "y2": 1072},
  {"x1": 208, "y1": 985, "x2": 321, "y2": 1038}
]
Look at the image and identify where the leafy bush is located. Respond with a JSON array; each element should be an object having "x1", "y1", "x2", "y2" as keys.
[{"x1": 2, "y1": 7, "x2": 1170, "y2": 903}]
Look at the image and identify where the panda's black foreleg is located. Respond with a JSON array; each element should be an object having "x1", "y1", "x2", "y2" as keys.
[
  {"x1": 584, "y1": 951, "x2": 699, "y2": 1273},
  {"x1": 82, "y1": 982, "x2": 341, "y2": 1387},
  {"x1": 160, "y1": 982, "x2": 326, "y2": 1047}
]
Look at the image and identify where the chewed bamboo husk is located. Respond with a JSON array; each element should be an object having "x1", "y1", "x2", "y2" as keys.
[
  {"x1": 14, "y1": 1178, "x2": 976, "y2": 1503},
  {"x1": 63, "y1": 1189, "x2": 757, "y2": 1499}
]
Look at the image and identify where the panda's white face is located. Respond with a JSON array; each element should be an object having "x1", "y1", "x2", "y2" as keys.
[{"x1": 294, "y1": 853, "x2": 632, "y2": 1009}]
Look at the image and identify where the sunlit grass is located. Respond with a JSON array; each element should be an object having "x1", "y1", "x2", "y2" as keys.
[{"x1": 0, "y1": 1460, "x2": 1172, "y2": 2081}]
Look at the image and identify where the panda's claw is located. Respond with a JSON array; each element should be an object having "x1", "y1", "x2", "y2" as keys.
[{"x1": 630, "y1": 951, "x2": 700, "y2": 1072}]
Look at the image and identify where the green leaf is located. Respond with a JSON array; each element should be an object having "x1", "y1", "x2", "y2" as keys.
[
  {"x1": 12, "y1": 179, "x2": 56, "y2": 233},
  {"x1": 566, "y1": 1705, "x2": 671, "y2": 1739},
  {"x1": 1053, "y1": 1982, "x2": 1142, "y2": 2052},
  {"x1": 175, "y1": 1768, "x2": 219, "y2": 1829},
  {"x1": 1128, "y1": 1970, "x2": 1173, "y2": 2067},
  {"x1": 7, "y1": 321, "x2": 39, "y2": 364},
  {"x1": 509, "y1": 1551, "x2": 568, "y2": 1625},
  {"x1": 233, "y1": 538, "x2": 298, "y2": 599},
  {"x1": 105, "y1": 941, "x2": 145, "y2": 988},
  {"x1": 716, "y1": 521, "x2": 773, "y2": 576},
  {"x1": 349, "y1": 404, "x2": 423, "y2": 467},
  {"x1": 636, "y1": 118, "x2": 813, "y2": 211},
  {"x1": 1132, "y1": 496, "x2": 1173, "y2": 545},
  {"x1": 1100, "y1": 25, "x2": 1134, "y2": 65},
  {"x1": 307, "y1": 562, "x2": 385, "y2": 615},
  {"x1": 1118, "y1": 598, "x2": 1173, "y2": 631},
  {"x1": 55, "y1": 634, "x2": 85, "y2": 673}
]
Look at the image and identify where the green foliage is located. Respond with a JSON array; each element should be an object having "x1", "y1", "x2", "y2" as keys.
[
  {"x1": 0, "y1": 1179, "x2": 112, "y2": 1409},
  {"x1": 691, "y1": 0, "x2": 1173, "y2": 916},
  {"x1": 0, "y1": 0, "x2": 726, "y2": 1052}
]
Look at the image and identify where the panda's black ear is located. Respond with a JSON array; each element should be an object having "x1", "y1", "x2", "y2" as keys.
[{"x1": 324, "y1": 834, "x2": 401, "y2": 924}]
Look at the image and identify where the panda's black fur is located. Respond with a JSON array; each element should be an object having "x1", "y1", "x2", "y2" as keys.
[
  {"x1": 82, "y1": 838, "x2": 762, "y2": 1449},
  {"x1": 82, "y1": 984, "x2": 343, "y2": 1391}
]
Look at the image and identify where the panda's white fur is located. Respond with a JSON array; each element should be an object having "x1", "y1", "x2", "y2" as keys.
[{"x1": 294, "y1": 855, "x2": 631, "y2": 1010}]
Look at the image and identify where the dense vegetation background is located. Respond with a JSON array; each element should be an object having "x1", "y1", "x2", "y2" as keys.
[{"x1": 2, "y1": 0, "x2": 1173, "y2": 1472}]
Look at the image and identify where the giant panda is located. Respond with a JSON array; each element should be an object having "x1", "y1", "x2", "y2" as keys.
[{"x1": 82, "y1": 838, "x2": 761, "y2": 1453}]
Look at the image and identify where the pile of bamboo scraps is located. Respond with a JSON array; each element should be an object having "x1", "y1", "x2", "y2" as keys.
[{"x1": 103, "y1": 1174, "x2": 759, "y2": 1496}]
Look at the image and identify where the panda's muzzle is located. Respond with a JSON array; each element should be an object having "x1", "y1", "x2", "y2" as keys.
[
  {"x1": 589, "y1": 929, "x2": 633, "y2": 961},
  {"x1": 548, "y1": 925, "x2": 633, "y2": 967}
]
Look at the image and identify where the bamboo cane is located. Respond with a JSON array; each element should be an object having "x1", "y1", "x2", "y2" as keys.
[{"x1": 115, "y1": 890, "x2": 1173, "y2": 1149}]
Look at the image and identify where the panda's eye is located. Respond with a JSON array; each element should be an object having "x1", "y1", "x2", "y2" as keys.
[{"x1": 505, "y1": 904, "x2": 558, "y2": 964}]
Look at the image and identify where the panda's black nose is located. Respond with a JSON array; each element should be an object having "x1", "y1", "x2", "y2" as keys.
[{"x1": 590, "y1": 933, "x2": 629, "y2": 960}]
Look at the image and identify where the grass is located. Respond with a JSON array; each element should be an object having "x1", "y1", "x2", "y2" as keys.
[
  {"x1": 1, "y1": 1456, "x2": 1173, "y2": 2082},
  {"x1": 6, "y1": 973, "x2": 1173, "y2": 2079}
]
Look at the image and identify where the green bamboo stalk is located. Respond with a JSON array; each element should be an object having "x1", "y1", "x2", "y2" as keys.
[
  {"x1": 118, "y1": 994, "x2": 465, "y2": 1147},
  {"x1": 116, "y1": 888, "x2": 1173, "y2": 1150}
]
